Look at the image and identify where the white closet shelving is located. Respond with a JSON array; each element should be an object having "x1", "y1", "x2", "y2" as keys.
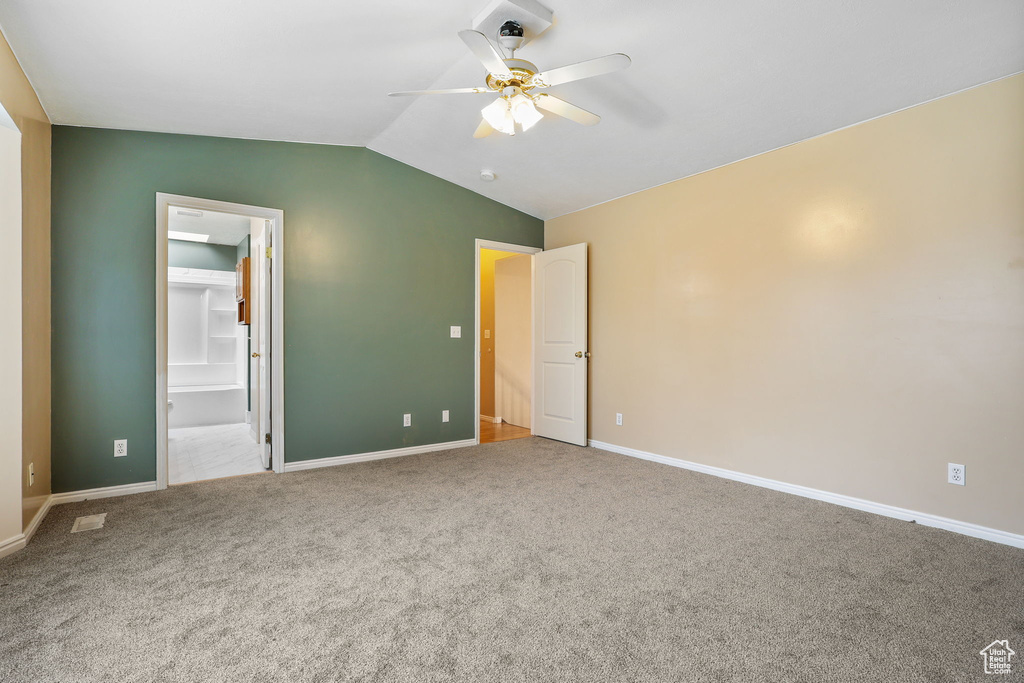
[{"x1": 168, "y1": 267, "x2": 246, "y2": 387}]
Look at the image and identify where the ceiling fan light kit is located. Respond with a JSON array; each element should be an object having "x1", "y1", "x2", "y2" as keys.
[{"x1": 388, "y1": 2, "x2": 630, "y2": 138}]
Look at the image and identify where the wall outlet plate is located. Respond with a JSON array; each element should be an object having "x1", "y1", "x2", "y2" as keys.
[
  {"x1": 450, "y1": 326, "x2": 462, "y2": 338},
  {"x1": 615, "y1": 413, "x2": 623, "y2": 426},
  {"x1": 28, "y1": 462, "x2": 34, "y2": 486},
  {"x1": 442, "y1": 410, "x2": 450, "y2": 423},
  {"x1": 114, "y1": 439, "x2": 128, "y2": 457},
  {"x1": 403, "y1": 413, "x2": 412, "y2": 427},
  {"x1": 948, "y1": 463, "x2": 965, "y2": 486}
]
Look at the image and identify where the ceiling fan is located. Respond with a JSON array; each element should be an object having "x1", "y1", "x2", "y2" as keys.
[{"x1": 388, "y1": 20, "x2": 630, "y2": 137}]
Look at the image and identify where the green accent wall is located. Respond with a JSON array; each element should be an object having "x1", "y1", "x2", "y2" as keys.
[
  {"x1": 168, "y1": 239, "x2": 238, "y2": 270},
  {"x1": 51, "y1": 127, "x2": 542, "y2": 492}
]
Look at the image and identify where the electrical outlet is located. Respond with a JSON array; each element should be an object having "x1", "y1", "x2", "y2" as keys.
[
  {"x1": 403, "y1": 414, "x2": 411, "y2": 427},
  {"x1": 114, "y1": 439, "x2": 128, "y2": 457},
  {"x1": 450, "y1": 326, "x2": 461, "y2": 338},
  {"x1": 948, "y1": 463, "x2": 965, "y2": 486},
  {"x1": 484, "y1": 330, "x2": 490, "y2": 339},
  {"x1": 28, "y1": 462, "x2": 34, "y2": 486},
  {"x1": 442, "y1": 410, "x2": 450, "y2": 423},
  {"x1": 615, "y1": 413, "x2": 623, "y2": 426}
]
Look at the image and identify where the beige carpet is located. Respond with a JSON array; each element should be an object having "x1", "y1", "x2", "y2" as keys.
[{"x1": 1, "y1": 437, "x2": 1021, "y2": 682}]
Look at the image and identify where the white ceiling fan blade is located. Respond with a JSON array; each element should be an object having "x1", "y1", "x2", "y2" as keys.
[
  {"x1": 533, "y1": 53, "x2": 631, "y2": 88},
  {"x1": 534, "y1": 95, "x2": 601, "y2": 126},
  {"x1": 388, "y1": 87, "x2": 493, "y2": 97},
  {"x1": 473, "y1": 119, "x2": 496, "y2": 138},
  {"x1": 458, "y1": 30, "x2": 513, "y2": 79}
]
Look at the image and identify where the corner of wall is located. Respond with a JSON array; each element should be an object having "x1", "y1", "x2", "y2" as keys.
[{"x1": 1, "y1": 28, "x2": 54, "y2": 533}]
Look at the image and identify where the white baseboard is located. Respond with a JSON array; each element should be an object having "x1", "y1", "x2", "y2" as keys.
[
  {"x1": 50, "y1": 481, "x2": 158, "y2": 505},
  {"x1": 589, "y1": 439, "x2": 1024, "y2": 550},
  {"x1": 245, "y1": 411, "x2": 251, "y2": 424},
  {"x1": 284, "y1": 439, "x2": 477, "y2": 473},
  {"x1": 0, "y1": 533, "x2": 25, "y2": 559},
  {"x1": 0, "y1": 496, "x2": 55, "y2": 560},
  {"x1": 479, "y1": 415, "x2": 501, "y2": 423},
  {"x1": 24, "y1": 495, "x2": 53, "y2": 543}
]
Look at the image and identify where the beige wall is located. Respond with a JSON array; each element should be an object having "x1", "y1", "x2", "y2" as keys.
[
  {"x1": 0, "y1": 31, "x2": 52, "y2": 531},
  {"x1": 546, "y1": 74, "x2": 1024, "y2": 536},
  {"x1": 495, "y1": 254, "x2": 531, "y2": 428},
  {"x1": 479, "y1": 249, "x2": 503, "y2": 418}
]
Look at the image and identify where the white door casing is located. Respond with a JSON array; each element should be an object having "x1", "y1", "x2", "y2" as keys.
[
  {"x1": 532, "y1": 243, "x2": 588, "y2": 446},
  {"x1": 259, "y1": 222, "x2": 272, "y2": 468},
  {"x1": 473, "y1": 239, "x2": 542, "y2": 444},
  {"x1": 249, "y1": 219, "x2": 263, "y2": 445},
  {"x1": 0, "y1": 108, "x2": 23, "y2": 549},
  {"x1": 156, "y1": 193, "x2": 286, "y2": 488}
]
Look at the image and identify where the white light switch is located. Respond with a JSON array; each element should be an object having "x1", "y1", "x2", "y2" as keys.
[
  {"x1": 450, "y1": 326, "x2": 461, "y2": 338},
  {"x1": 484, "y1": 330, "x2": 490, "y2": 339},
  {"x1": 442, "y1": 410, "x2": 450, "y2": 423}
]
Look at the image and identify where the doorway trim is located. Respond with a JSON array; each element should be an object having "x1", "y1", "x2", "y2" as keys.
[
  {"x1": 474, "y1": 239, "x2": 543, "y2": 445},
  {"x1": 155, "y1": 193, "x2": 286, "y2": 489}
]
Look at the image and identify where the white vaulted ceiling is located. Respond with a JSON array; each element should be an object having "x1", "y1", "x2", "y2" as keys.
[{"x1": 1, "y1": 1, "x2": 1022, "y2": 219}]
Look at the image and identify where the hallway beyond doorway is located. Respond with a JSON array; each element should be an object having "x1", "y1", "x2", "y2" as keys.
[{"x1": 479, "y1": 418, "x2": 531, "y2": 444}]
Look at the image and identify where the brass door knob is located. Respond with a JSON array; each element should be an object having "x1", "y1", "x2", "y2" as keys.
[
  {"x1": 251, "y1": 352, "x2": 261, "y2": 358},
  {"x1": 575, "y1": 351, "x2": 583, "y2": 358}
]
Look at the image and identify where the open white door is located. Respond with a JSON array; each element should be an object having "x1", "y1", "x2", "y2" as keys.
[
  {"x1": 258, "y1": 221, "x2": 273, "y2": 468},
  {"x1": 532, "y1": 243, "x2": 588, "y2": 446},
  {"x1": 249, "y1": 221, "x2": 262, "y2": 445}
]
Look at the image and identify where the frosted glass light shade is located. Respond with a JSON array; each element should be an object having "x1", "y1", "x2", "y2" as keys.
[
  {"x1": 482, "y1": 98, "x2": 516, "y2": 136},
  {"x1": 511, "y1": 95, "x2": 543, "y2": 131}
]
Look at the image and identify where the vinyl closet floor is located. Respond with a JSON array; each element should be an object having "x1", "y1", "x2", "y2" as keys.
[{"x1": 168, "y1": 423, "x2": 267, "y2": 485}]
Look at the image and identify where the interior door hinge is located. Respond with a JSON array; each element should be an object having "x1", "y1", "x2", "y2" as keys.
[
  {"x1": 265, "y1": 433, "x2": 272, "y2": 445},
  {"x1": 265, "y1": 247, "x2": 272, "y2": 259}
]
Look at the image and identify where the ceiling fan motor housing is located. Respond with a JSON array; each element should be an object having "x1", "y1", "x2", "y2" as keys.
[
  {"x1": 498, "y1": 20, "x2": 526, "y2": 52},
  {"x1": 472, "y1": 0, "x2": 554, "y2": 50}
]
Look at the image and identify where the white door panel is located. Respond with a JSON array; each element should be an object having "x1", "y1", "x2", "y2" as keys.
[
  {"x1": 259, "y1": 221, "x2": 272, "y2": 469},
  {"x1": 533, "y1": 243, "x2": 587, "y2": 445},
  {"x1": 249, "y1": 222, "x2": 262, "y2": 444}
]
